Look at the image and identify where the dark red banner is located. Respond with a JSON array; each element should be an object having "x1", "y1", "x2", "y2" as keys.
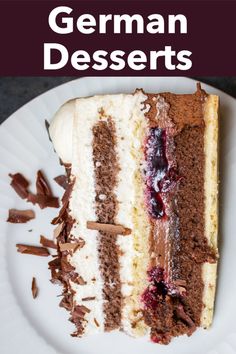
[{"x1": 0, "y1": 0, "x2": 235, "y2": 76}]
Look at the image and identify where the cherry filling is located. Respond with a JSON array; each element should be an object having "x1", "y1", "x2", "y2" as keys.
[
  {"x1": 141, "y1": 266, "x2": 185, "y2": 310},
  {"x1": 141, "y1": 266, "x2": 195, "y2": 343},
  {"x1": 144, "y1": 128, "x2": 181, "y2": 219}
]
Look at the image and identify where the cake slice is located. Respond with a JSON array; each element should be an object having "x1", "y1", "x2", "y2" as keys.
[{"x1": 49, "y1": 84, "x2": 218, "y2": 343}]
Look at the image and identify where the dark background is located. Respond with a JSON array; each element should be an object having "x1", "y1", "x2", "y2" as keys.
[{"x1": 0, "y1": 77, "x2": 235, "y2": 124}]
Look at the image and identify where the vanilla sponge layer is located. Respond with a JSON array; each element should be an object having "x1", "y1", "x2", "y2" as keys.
[
  {"x1": 113, "y1": 93, "x2": 150, "y2": 336},
  {"x1": 201, "y1": 95, "x2": 219, "y2": 328}
]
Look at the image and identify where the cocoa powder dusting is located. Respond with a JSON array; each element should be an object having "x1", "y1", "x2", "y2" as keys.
[{"x1": 145, "y1": 85, "x2": 207, "y2": 132}]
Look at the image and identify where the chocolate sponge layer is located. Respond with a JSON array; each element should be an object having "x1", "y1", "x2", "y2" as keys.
[{"x1": 92, "y1": 118, "x2": 122, "y2": 331}]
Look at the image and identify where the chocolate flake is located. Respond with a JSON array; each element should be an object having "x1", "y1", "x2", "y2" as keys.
[
  {"x1": 26, "y1": 170, "x2": 60, "y2": 209},
  {"x1": 78, "y1": 305, "x2": 91, "y2": 314},
  {"x1": 40, "y1": 235, "x2": 57, "y2": 249},
  {"x1": 31, "y1": 277, "x2": 38, "y2": 299},
  {"x1": 82, "y1": 297, "x2": 96, "y2": 301},
  {"x1": 45, "y1": 120, "x2": 52, "y2": 142},
  {"x1": 61, "y1": 257, "x2": 75, "y2": 272},
  {"x1": 7, "y1": 209, "x2": 35, "y2": 223},
  {"x1": 59, "y1": 242, "x2": 84, "y2": 252},
  {"x1": 27, "y1": 193, "x2": 60, "y2": 209},
  {"x1": 9, "y1": 170, "x2": 59, "y2": 209},
  {"x1": 54, "y1": 175, "x2": 68, "y2": 189},
  {"x1": 53, "y1": 222, "x2": 64, "y2": 238},
  {"x1": 51, "y1": 179, "x2": 75, "y2": 225},
  {"x1": 9, "y1": 173, "x2": 29, "y2": 199},
  {"x1": 48, "y1": 257, "x2": 61, "y2": 269},
  {"x1": 94, "y1": 318, "x2": 100, "y2": 327},
  {"x1": 87, "y1": 221, "x2": 131, "y2": 235},
  {"x1": 59, "y1": 293, "x2": 73, "y2": 311},
  {"x1": 16, "y1": 244, "x2": 50, "y2": 256},
  {"x1": 62, "y1": 178, "x2": 75, "y2": 205},
  {"x1": 48, "y1": 167, "x2": 88, "y2": 336},
  {"x1": 36, "y1": 170, "x2": 52, "y2": 197},
  {"x1": 76, "y1": 276, "x2": 87, "y2": 285}
]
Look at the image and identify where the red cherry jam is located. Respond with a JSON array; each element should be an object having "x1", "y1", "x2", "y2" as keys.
[
  {"x1": 141, "y1": 266, "x2": 166, "y2": 310},
  {"x1": 147, "y1": 266, "x2": 164, "y2": 283},
  {"x1": 144, "y1": 128, "x2": 181, "y2": 219},
  {"x1": 141, "y1": 266, "x2": 184, "y2": 311}
]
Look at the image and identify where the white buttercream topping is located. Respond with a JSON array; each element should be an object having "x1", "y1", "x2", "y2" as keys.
[
  {"x1": 49, "y1": 100, "x2": 75, "y2": 163},
  {"x1": 69, "y1": 98, "x2": 106, "y2": 333}
]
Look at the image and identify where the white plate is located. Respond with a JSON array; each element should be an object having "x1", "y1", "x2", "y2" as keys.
[{"x1": 0, "y1": 77, "x2": 235, "y2": 354}]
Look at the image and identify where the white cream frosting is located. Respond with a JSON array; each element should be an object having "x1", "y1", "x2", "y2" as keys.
[
  {"x1": 49, "y1": 99, "x2": 75, "y2": 163},
  {"x1": 69, "y1": 99, "x2": 105, "y2": 333}
]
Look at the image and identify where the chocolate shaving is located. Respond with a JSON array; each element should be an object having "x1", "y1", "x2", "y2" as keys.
[
  {"x1": 59, "y1": 293, "x2": 73, "y2": 311},
  {"x1": 61, "y1": 257, "x2": 76, "y2": 272},
  {"x1": 62, "y1": 178, "x2": 75, "y2": 205},
  {"x1": 9, "y1": 173, "x2": 29, "y2": 199},
  {"x1": 87, "y1": 221, "x2": 131, "y2": 235},
  {"x1": 36, "y1": 170, "x2": 52, "y2": 197},
  {"x1": 27, "y1": 193, "x2": 60, "y2": 209},
  {"x1": 48, "y1": 257, "x2": 61, "y2": 269},
  {"x1": 24, "y1": 170, "x2": 60, "y2": 209},
  {"x1": 70, "y1": 307, "x2": 86, "y2": 320},
  {"x1": 9, "y1": 170, "x2": 59, "y2": 209},
  {"x1": 94, "y1": 318, "x2": 100, "y2": 327},
  {"x1": 53, "y1": 222, "x2": 64, "y2": 238},
  {"x1": 54, "y1": 175, "x2": 68, "y2": 190},
  {"x1": 82, "y1": 297, "x2": 96, "y2": 301},
  {"x1": 77, "y1": 305, "x2": 91, "y2": 314},
  {"x1": 59, "y1": 242, "x2": 84, "y2": 252},
  {"x1": 50, "y1": 271, "x2": 62, "y2": 285},
  {"x1": 40, "y1": 235, "x2": 57, "y2": 249},
  {"x1": 16, "y1": 244, "x2": 50, "y2": 257},
  {"x1": 48, "y1": 167, "x2": 87, "y2": 336},
  {"x1": 63, "y1": 163, "x2": 72, "y2": 178},
  {"x1": 31, "y1": 277, "x2": 38, "y2": 299},
  {"x1": 45, "y1": 120, "x2": 52, "y2": 142},
  {"x1": 75, "y1": 276, "x2": 87, "y2": 285},
  {"x1": 51, "y1": 179, "x2": 75, "y2": 225},
  {"x1": 7, "y1": 209, "x2": 35, "y2": 223}
]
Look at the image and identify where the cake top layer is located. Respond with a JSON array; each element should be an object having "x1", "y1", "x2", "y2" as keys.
[{"x1": 49, "y1": 86, "x2": 208, "y2": 164}]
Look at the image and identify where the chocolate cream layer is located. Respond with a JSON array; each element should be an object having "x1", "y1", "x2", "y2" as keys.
[
  {"x1": 92, "y1": 118, "x2": 122, "y2": 331},
  {"x1": 141, "y1": 87, "x2": 217, "y2": 344}
]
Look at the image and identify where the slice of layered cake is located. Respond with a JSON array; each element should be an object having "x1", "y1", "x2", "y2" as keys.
[{"x1": 49, "y1": 84, "x2": 218, "y2": 344}]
